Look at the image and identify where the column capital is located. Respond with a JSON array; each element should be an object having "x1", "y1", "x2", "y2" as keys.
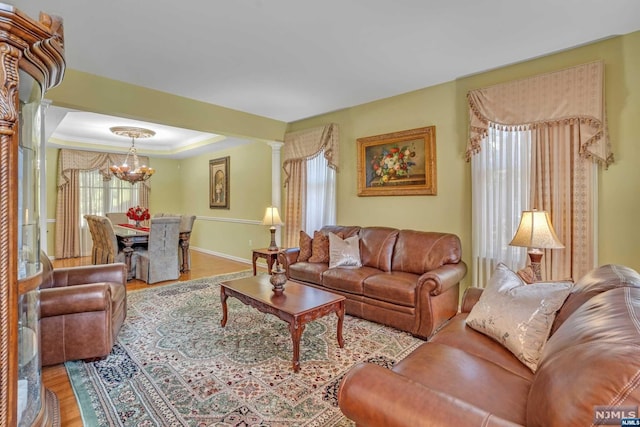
[{"x1": 266, "y1": 141, "x2": 284, "y2": 150}]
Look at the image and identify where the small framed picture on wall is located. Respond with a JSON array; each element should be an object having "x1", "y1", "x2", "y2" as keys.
[{"x1": 209, "y1": 156, "x2": 230, "y2": 209}]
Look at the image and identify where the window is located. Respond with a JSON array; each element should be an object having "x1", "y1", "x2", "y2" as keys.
[
  {"x1": 471, "y1": 127, "x2": 531, "y2": 286},
  {"x1": 78, "y1": 170, "x2": 141, "y2": 256},
  {"x1": 304, "y1": 152, "x2": 336, "y2": 233}
]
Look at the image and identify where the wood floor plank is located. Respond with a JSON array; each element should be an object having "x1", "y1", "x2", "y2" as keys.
[{"x1": 42, "y1": 250, "x2": 256, "y2": 426}]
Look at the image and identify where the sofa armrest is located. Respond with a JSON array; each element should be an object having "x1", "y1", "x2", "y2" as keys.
[
  {"x1": 338, "y1": 363, "x2": 520, "y2": 427},
  {"x1": 278, "y1": 248, "x2": 300, "y2": 277},
  {"x1": 418, "y1": 262, "x2": 467, "y2": 296},
  {"x1": 40, "y1": 283, "x2": 111, "y2": 317},
  {"x1": 461, "y1": 287, "x2": 484, "y2": 313},
  {"x1": 52, "y1": 263, "x2": 127, "y2": 288}
]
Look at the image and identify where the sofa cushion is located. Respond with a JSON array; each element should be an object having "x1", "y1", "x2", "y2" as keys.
[
  {"x1": 466, "y1": 263, "x2": 572, "y2": 372},
  {"x1": 321, "y1": 225, "x2": 360, "y2": 238},
  {"x1": 297, "y1": 230, "x2": 313, "y2": 262},
  {"x1": 322, "y1": 266, "x2": 382, "y2": 295},
  {"x1": 362, "y1": 271, "x2": 419, "y2": 307},
  {"x1": 392, "y1": 342, "x2": 531, "y2": 425},
  {"x1": 328, "y1": 232, "x2": 362, "y2": 269},
  {"x1": 528, "y1": 286, "x2": 640, "y2": 426},
  {"x1": 288, "y1": 262, "x2": 328, "y2": 285},
  {"x1": 391, "y1": 230, "x2": 461, "y2": 274},
  {"x1": 358, "y1": 227, "x2": 398, "y2": 272},
  {"x1": 550, "y1": 263, "x2": 640, "y2": 335}
]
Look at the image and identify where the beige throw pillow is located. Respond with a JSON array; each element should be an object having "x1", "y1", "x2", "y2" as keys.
[
  {"x1": 328, "y1": 232, "x2": 362, "y2": 269},
  {"x1": 466, "y1": 263, "x2": 572, "y2": 372}
]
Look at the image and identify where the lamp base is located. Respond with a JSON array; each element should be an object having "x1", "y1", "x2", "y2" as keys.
[
  {"x1": 267, "y1": 227, "x2": 278, "y2": 251},
  {"x1": 527, "y1": 250, "x2": 544, "y2": 282}
]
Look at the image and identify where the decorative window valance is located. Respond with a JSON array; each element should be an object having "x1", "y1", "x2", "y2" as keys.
[
  {"x1": 466, "y1": 61, "x2": 612, "y2": 167},
  {"x1": 57, "y1": 148, "x2": 152, "y2": 190},
  {"x1": 283, "y1": 123, "x2": 339, "y2": 186}
]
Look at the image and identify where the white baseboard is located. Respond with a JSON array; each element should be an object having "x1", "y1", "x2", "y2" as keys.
[{"x1": 190, "y1": 247, "x2": 269, "y2": 268}]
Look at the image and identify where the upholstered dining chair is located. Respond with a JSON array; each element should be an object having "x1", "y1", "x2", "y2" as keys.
[
  {"x1": 105, "y1": 212, "x2": 129, "y2": 225},
  {"x1": 84, "y1": 214, "x2": 100, "y2": 264},
  {"x1": 135, "y1": 216, "x2": 181, "y2": 284},
  {"x1": 92, "y1": 216, "x2": 138, "y2": 276}
]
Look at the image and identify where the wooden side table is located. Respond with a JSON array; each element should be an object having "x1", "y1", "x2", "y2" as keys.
[{"x1": 252, "y1": 248, "x2": 282, "y2": 275}]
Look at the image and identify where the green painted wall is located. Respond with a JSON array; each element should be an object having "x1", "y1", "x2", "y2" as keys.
[
  {"x1": 46, "y1": 69, "x2": 288, "y2": 142},
  {"x1": 288, "y1": 31, "x2": 640, "y2": 281},
  {"x1": 174, "y1": 141, "x2": 274, "y2": 261},
  {"x1": 44, "y1": 31, "x2": 639, "y2": 276}
]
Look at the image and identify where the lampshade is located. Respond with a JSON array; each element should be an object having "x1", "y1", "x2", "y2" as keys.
[
  {"x1": 262, "y1": 207, "x2": 283, "y2": 227},
  {"x1": 509, "y1": 210, "x2": 564, "y2": 250}
]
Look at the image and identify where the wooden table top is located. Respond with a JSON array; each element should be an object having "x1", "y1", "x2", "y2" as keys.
[{"x1": 221, "y1": 275, "x2": 345, "y2": 316}]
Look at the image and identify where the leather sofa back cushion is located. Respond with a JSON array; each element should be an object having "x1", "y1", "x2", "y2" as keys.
[
  {"x1": 392, "y1": 231, "x2": 462, "y2": 274},
  {"x1": 358, "y1": 227, "x2": 398, "y2": 272},
  {"x1": 550, "y1": 264, "x2": 640, "y2": 335},
  {"x1": 528, "y1": 286, "x2": 640, "y2": 426}
]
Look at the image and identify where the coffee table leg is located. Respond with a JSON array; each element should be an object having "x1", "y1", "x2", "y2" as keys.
[
  {"x1": 336, "y1": 301, "x2": 345, "y2": 348},
  {"x1": 220, "y1": 287, "x2": 228, "y2": 327},
  {"x1": 289, "y1": 318, "x2": 305, "y2": 373}
]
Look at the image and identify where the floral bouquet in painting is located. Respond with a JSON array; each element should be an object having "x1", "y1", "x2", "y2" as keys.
[
  {"x1": 126, "y1": 206, "x2": 150, "y2": 226},
  {"x1": 370, "y1": 144, "x2": 416, "y2": 185}
]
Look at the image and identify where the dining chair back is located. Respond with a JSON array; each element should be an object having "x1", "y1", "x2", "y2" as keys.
[
  {"x1": 136, "y1": 216, "x2": 181, "y2": 284},
  {"x1": 105, "y1": 212, "x2": 129, "y2": 225}
]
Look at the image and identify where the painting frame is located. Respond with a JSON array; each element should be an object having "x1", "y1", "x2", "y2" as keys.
[
  {"x1": 209, "y1": 156, "x2": 230, "y2": 209},
  {"x1": 357, "y1": 126, "x2": 437, "y2": 197}
]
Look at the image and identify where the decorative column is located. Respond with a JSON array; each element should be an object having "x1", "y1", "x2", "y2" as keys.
[{"x1": 267, "y1": 142, "x2": 284, "y2": 246}]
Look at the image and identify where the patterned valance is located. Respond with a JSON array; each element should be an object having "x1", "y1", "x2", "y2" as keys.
[
  {"x1": 283, "y1": 123, "x2": 339, "y2": 186},
  {"x1": 57, "y1": 148, "x2": 152, "y2": 190},
  {"x1": 466, "y1": 61, "x2": 612, "y2": 167}
]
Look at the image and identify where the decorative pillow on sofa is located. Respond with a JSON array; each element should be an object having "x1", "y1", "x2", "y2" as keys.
[
  {"x1": 308, "y1": 230, "x2": 330, "y2": 263},
  {"x1": 328, "y1": 232, "x2": 362, "y2": 269},
  {"x1": 466, "y1": 263, "x2": 573, "y2": 372},
  {"x1": 297, "y1": 230, "x2": 313, "y2": 262}
]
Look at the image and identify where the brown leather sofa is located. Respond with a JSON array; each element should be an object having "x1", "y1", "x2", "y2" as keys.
[
  {"x1": 338, "y1": 264, "x2": 640, "y2": 426},
  {"x1": 39, "y1": 253, "x2": 127, "y2": 366},
  {"x1": 279, "y1": 225, "x2": 467, "y2": 338}
]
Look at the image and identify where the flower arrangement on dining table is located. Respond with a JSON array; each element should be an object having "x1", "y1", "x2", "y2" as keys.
[
  {"x1": 126, "y1": 206, "x2": 150, "y2": 227},
  {"x1": 370, "y1": 144, "x2": 416, "y2": 185}
]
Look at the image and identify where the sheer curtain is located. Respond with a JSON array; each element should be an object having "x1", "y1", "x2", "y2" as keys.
[
  {"x1": 467, "y1": 61, "x2": 611, "y2": 285},
  {"x1": 471, "y1": 127, "x2": 531, "y2": 286},
  {"x1": 305, "y1": 153, "x2": 336, "y2": 232}
]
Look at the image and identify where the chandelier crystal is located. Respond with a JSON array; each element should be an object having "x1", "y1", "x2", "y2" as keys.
[{"x1": 109, "y1": 126, "x2": 156, "y2": 184}]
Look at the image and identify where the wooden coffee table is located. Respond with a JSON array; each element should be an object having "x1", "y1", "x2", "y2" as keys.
[{"x1": 220, "y1": 275, "x2": 345, "y2": 373}]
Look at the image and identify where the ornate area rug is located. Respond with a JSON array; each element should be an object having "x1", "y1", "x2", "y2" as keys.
[{"x1": 66, "y1": 271, "x2": 424, "y2": 426}]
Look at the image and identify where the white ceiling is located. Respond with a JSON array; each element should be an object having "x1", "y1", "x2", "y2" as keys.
[{"x1": 13, "y1": 0, "x2": 640, "y2": 157}]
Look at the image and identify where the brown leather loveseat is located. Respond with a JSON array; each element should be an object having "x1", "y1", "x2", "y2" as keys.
[
  {"x1": 39, "y1": 253, "x2": 127, "y2": 366},
  {"x1": 338, "y1": 264, "x2": 640, "y2": 426},
  {"x1": 279, "y1": 225, "x2": 467, "y2": 338}
]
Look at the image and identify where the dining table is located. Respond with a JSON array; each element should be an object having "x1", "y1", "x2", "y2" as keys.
[{"x1": 113, "y1": 224, "x2": 192, "y2": 279}]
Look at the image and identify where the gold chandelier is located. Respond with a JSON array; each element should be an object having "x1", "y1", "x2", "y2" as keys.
[{"x1": 109, "y1": 126, "x2": 156, "y2": 184}]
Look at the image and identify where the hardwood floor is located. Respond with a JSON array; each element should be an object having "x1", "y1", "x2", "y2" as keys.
[{"x1": 43, "y1": 250, "x2": 256, "y2": 426}]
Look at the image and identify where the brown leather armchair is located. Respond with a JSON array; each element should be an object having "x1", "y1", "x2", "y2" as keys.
[{"x1": 39, "y1": 252, "x2": 127, "y2": 366}]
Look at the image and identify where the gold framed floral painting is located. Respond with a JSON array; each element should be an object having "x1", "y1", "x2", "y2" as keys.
[
  {"x1": 357, "y1": 126, "x2": 436, "y2": 196},
  {"x1": 210, "y1": 156, "x2": 230, "y2": 209}
]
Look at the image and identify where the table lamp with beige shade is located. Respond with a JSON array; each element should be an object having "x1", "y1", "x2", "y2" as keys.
[
  {"x1": 262, "y1": 206, "x2": 284, "y2": 251},
  {"x1": 509, "y1": 210, "x2": 564, "y2": 282}
]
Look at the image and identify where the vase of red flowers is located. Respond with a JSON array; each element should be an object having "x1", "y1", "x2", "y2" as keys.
[{"x1": 126, "y1": 206, "x2": 150, "y2": 228}]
